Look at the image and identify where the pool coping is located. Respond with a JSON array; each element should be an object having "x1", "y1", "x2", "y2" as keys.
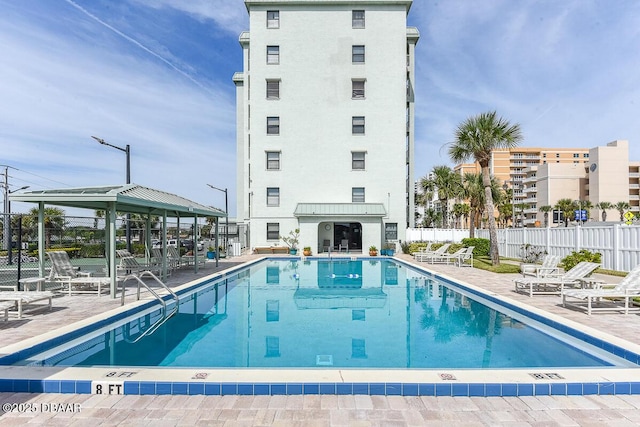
[{"x1": 1, "y1": 256, "x2": 640, "y2": 397}]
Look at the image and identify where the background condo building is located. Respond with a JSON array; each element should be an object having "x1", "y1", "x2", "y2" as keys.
[
  {"x1": 452, "y1": 140, "x2": 639, "y2": 227},
  {"x1": 234, "y1": 0, "x2": 419, "y2": 252}
]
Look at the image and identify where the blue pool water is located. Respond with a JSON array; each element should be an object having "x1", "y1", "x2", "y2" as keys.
[{"x1": 17, "y1": 259, "x2": 626, "y2": 369}]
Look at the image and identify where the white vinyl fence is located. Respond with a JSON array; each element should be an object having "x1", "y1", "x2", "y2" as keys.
[{"x1": 405, "y1": 225, "x2": 640, "y2": 272}]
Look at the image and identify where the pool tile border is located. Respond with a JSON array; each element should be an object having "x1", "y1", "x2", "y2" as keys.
[{"x1": 2, "y1": 378, "x2": 640, "y2": 397}]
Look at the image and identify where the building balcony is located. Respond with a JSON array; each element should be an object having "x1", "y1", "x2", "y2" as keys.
[
  {"x1": 524, "y1": 208, "x2": 538, "y2": 214},
  {"x1": 523, "y1": 197, "x2": 537, "y2": 204}
]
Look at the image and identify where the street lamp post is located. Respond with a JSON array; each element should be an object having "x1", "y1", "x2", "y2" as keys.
[
  {"x1": 91, "y1": 136, "x2": 131, "y2": 253},
  {"x1": 206, "y1": 184, "x2": 228, "y2": 254},
  {"x1": 3, "y1": 166, "x2": 29, "y2": 264}
]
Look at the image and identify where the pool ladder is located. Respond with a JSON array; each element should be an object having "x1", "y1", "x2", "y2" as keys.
[{"x1": 120, "y1": 271, "x2": 179, "y2": 343}]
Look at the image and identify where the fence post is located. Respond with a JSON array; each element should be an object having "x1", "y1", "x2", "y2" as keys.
[
  {"x1": 545, "y1": 226, "x2": 551, "y2": 255},
  {"x1": 613, "y1": 223, "x2": 620, "y2": 271}
]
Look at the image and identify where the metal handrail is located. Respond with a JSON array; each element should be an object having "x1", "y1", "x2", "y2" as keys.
[{"x1": 119, "y1": 270, "x2": 179, "y2": 343}]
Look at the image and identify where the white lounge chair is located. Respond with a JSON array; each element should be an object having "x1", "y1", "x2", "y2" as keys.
[
  {"x1": 415, "y1": 243, "x2": 451, "y2": 263},
  {"x1": 412, "y1": 242, "x2": 433, "y2": 259},
  {"x1": 514, "y1": 261, "x2": 600, "y2": 297},
  {"x1": 47, "y1": 251, "x2": 110, "y2": 296},
  {"x1": 520, "y1": 255, "x2": 562, "y2": 278},
  {"x1": 0, "y1": 300, "x2": 15, "y2": 321},
  {"x1": 0, "y1": 291, "x2": 54, "y2": 319},
  {"x1": 428, "y1": 247, "x2": 466, "y2": 265},
  {"x1": 562, "y1": 264, "x2": 640, "y2": 315},
  {"x1": 454, "y1": 246, "x2": 475, "y2": 267}
]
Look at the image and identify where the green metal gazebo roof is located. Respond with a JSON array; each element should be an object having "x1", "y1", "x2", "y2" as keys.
[{"x1": 10, "y1": 184, "x2": 226, "y2": 218}]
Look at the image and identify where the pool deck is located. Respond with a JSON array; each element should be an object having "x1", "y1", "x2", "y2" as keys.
[{"x1": 1, "y1": 253, "x2": 640, "y2": 425}]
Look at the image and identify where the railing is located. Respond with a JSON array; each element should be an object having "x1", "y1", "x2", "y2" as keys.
[{"x1": 119, "y1": 271, "x2": 179, "y2": 342}]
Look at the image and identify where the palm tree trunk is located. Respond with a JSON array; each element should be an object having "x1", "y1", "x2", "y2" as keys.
[{"x1": 482, "y1": 167, "x2": 500, "y2": 265}]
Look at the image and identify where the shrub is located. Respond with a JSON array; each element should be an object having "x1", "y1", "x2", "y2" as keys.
[
  {"x1": 78, "y1": 244, "x2": 105, "y2": 258},
  {"x1": 461, "y1": 238, "x2": 490, "y2": 257},
  {"x1": 561, "y1": 250, "x2": 602, "y2": 271},
  {"x1": 519, "y1": 244, "x2": 546, "y2": 263}
]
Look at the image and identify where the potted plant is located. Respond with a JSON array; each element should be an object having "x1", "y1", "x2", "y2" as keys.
[
  {"x1": 303, "y1": 246, "x2": 312, "y2": 256},
  {"x1": 218, "y1": 246, "x2": 227, "y2": 258},
  {"x1": 369, "y1": 245, "x2": 378, "y2": 256},
  {"x1": 383, "y1": 243, "x2": 395, "y2": 256},
  {"x1": 206, "y1": 246, "x2": 216, "y2": 259},
  {"x1": 281, "y1": 228, "x2": 300, "y2": 255}
]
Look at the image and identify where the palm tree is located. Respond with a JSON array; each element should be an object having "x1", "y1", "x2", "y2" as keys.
[
  {"x1": 462, "y1": 173, "x2": 484, "y2": 238},
  {"x1": 420, "y1": 166, "x2": 463, "y2": 228},
  {"x1": 422, "y1": 208, "x2": 441, "y2": 228},
  {"x1": 22, "y1": 207, "x2": 66, "y2": 247},
  {"x1": 452, "y1": 203, "x2": 470, "y2": 229},
  {"x1": 449, "y1": 111, "x2": 523, "y2": 265},
  {"x1": 595, "y1": 201, "x2": 613, "y2": 222},
  {"x1": 538, "y1": 205, "x2": 553, "y2": 227},
  {"x1": 615, "y1": 201, "x2": 631, "y2": 222},
  {"x1": 514, "y1": 203, "x2": 528, "y2": 227},
  {"x1": 554, "y1": 198, "x2": 576, "y2": 227}
]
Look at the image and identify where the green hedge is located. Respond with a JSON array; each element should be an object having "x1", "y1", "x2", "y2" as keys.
[
  {"x1": 561, "y1": 250, "x2": 602, "y2": 271},
  {"x1": 461, "y1": 238, "x2": 490, "y2": 257}
]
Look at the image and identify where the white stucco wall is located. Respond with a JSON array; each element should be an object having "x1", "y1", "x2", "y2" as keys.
[{"x1": 236, "y1": 1, "x2": 416, "y2": 249}]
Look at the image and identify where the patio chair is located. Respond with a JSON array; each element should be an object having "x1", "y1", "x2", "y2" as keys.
[
  {"x1": 0, "y1": 291, "x2": 55, "y2": 319},
  {"x1": 47, "y1": 251, "x2": 110, "y2": 296},
  {"x1": 562, "y1": 264, "x2": 640, "y2": 315},
  {"x1": 514, "y1": 261, "x2": 600, "y2": 297},
  {"x1": 167, "y1": 246, "x2": 189, "y2": 268},
  {"x1": 412, "y1": 242, "x2": 433, "y2": 259},
  {"x1": 520, "y1": 255, "x2": 562, "y2": 278},
  {"x1": 339, "y1": 239, "x2": 349, "y2": 253},
  {"x1": 428, "y1": 247, "x2": 467, "y2": 265},
  {"x1": 0, "y1": 300, "x2": 15, "y2": 321},
  {"x1": 414, "y1": 243, "x2": 451, "y2": 263},
  {"x1": 455, "y1": 246, "x2": 475, "y2": 267}
]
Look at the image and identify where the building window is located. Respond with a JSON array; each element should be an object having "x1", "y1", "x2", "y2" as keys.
[
  {"x1": 266, "y1": 151, "x2": 280, "y2": 170},
  {"x1": 352, "y1": 187, "x2": 365, "y2": 203},
  {"x1": 573, "y1": 153, "x2": 579, "y2": 158},
  {"x1": 267, "y1": 10, "x2": 279, "y2": 28},
  {"x1": 385, "y1": 223, "x2": 398, "y2": 240},
  {"x1": 542, "y1": 153, "x2": 546, "y2": 158},
  {"x1": 267, "y1": 223, "x2": 279, "y2": 240},
  {"x1": 352, "y1": 79, "x2": 365, "y2": 98},
  {"x1": 352, "y1": 116, "x2": 365, "y2": 134},
  {"x1": 352, "y1": 45, "x2": 365, "y2": 63},
  {"x1": 266, "y1": 80, "x2": 280, "y2": 99},
  {"x1": 267, "y1": 187, "x2": 280, "y2": 206},
  {"x1": 555, "y1": 153, "x2": 560, "y2": 158},
  {"x1": 267, "y1": 116, "x2": 280, "y2": 134},
  {"x1": 352, "y1": 10, "x2": 365, "y2": 28},
  {"x1": 583, "y1": 153, "x2": 589, "y2": 158},
  {"x1": 352, "y1": 151, "x2": 365, "y2": 170},
  {"x1": 267, "y1": 45, "x2": 280, "y2": 64}
]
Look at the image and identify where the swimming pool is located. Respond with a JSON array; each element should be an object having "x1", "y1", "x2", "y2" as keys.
[
  {"x1": 1, "y1": 257, "x2": 639, "y2": 396},
  {"x1": 12, "y1": 259, "x2": 629, "y2": 369}
]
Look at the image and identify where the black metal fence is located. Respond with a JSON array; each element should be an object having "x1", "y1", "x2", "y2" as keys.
[{"x1": 1, "y1": 212, "x2": 236, "y2": 290}]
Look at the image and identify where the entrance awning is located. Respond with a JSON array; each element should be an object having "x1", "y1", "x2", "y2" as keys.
[{"x1": 293, "y1": 203, "x2": 386, "y2": 217}]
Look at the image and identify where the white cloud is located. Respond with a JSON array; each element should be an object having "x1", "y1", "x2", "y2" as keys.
[
  {"x1": 0, "y1": 2, "x2": 237, "y2": 214},
  {"x1": 132, "y1": 0, "x2": 248, "y2": 34}
]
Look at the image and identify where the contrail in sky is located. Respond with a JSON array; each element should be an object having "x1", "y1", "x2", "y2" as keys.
[{"x1": 63, "y1": 0, "x2": 215, "y2": 96}]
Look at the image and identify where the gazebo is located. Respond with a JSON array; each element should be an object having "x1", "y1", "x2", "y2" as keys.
[{"x1": 10, "y1": 184, "x2": 227, "y2": 297}]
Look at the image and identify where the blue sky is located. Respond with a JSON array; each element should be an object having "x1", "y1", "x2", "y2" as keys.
[{"x1": 2, "y1": 0, "x2": 640, "y2": 216}]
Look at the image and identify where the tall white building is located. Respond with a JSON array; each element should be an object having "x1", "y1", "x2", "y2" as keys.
[{"x1": 234, "y1": 0, "x2": 419, "y2": 252}]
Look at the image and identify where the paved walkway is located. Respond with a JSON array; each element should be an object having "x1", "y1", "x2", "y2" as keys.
[{"x1": 1, "y1": 253, "x2": 640, "y2": 426}]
